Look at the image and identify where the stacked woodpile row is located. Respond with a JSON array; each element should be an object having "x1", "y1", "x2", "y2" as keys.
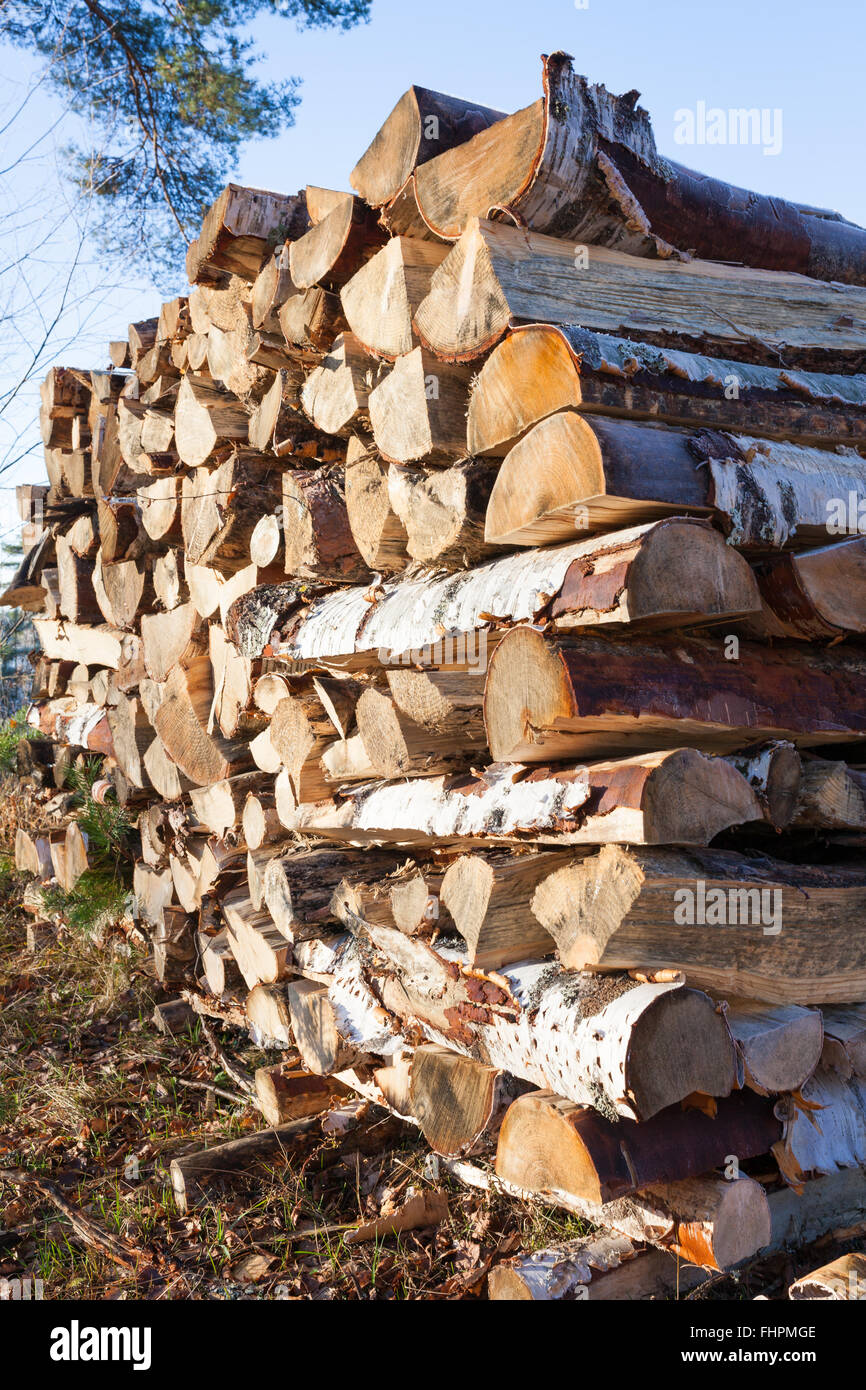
[{"x1": 8, "y1": 51, "x2": 866, "y2": 1298}]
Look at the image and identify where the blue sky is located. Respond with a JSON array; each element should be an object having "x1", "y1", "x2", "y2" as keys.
[{"x1": 0, "y1": 0, "x2": 863, "y2": 524}]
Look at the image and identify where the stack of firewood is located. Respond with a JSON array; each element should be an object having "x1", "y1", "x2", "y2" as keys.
[{"x1": 8, "y1": 50, "x2": 866, "y2": 1299}]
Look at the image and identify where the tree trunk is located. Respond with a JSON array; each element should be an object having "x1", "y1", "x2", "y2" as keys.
[
  {"x1": 484, "y1": 625, "x2": 866, "y2": 763},
  {"x1": 414, "y1": 217, "x2": 866, "y2": 369},
  {"x1": 467, "y1": 325, "x2": 866, "y2": 457},
  {"x1": 529, "y1": 843, "x2": 866, "y2": 1004}
]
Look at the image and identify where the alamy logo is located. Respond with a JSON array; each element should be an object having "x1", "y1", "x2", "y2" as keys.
[
  {"x1": 378, "y1": 631, "x2": 487, "y2": 672},
  {"x1": 674, "y1": 102, "x2": 783, "y2": 156},
  {"x1": 0, "y1": 1275, "x2": 43, "y2": 1300},
  {"x1": 49, "y1": 1321, "x2": 152, "y2": 1371},
  {"x1": 673, "y1": 880, "x2": 782, "y2": 936}
]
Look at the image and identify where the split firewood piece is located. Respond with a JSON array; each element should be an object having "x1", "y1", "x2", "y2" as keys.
[
  {"x1": 223, "y1": 887, "x2": 291, "y2": 989},
  {"x1": 529, "y1": 844, "x2": 866, "y2": 1005},
  {"x1": 350, "y1": 86, "x2": 505, "y2": 210},
  {"x1": 774, "y1": 1070, "x2": 866, "y2": 1180},
  {"x1": 487, "y1": 1233, "x2": 705, "y2": 1301},
  {"x1": 127, "y1": 317, "x2": 158, "y2": 365},
  {"x1": 495, "y1": 1088, "x2": 780, "y2": 1206},
  {"x1": 369, "y1": 347, "x2": 474, "y2": 464},
  {"x1": 355, "y1": 680, "x2": 486, "y2": 781},
  {"x1": 344, "y1": 437, "x2": 409, "y2": 572},
  {"x1": 467, "y1": 325, "x2": 866, "y2": 457},
  {"x1": 241, "y1": 786, "x2": 284, "y2": 850},
  {"x1": 278, "y1": 286, "x2": 347, "y2": 353},
  {"x1": 414, "y1": 217, "x2": 866, "y2": 369},
  {"x1": 389, "y1": 866, "x2": 444, "y2": 935},
  {"x1": 247, "y1": 367, "x2": 304, "y2": 453},
  {"x1": 246, "y1": 982, "x2": 293, "y2": 1047},
  {"x1": 189, "y1": 770, "x2": 272, "y2": 838},
  {"x1": 263, "y1": 847, "x2": 404, "y2": 941},
  {"x1": 269, "y1": 687, "x2": 341, "y2": 804},
  {"x1": 206, "y1": 323, "x2": 262, "y2": 398},
  {"x1": 341, "y1": 238, "x2": 449, "y2": 359},
  {"x1": 34, "y1": 619, "x2": 122, "y2": 669},
  {"x1": 137, "y1": 475, "x2": 181, "y2": 543},
  {"x1": 300, "y1": 332, "x2": 379, "y2": 436},
  {"x1": 50, "y1": 822, "x2": 89, "y2": 893},
  {"x1": 410, "y1": 1047, "x2": 529, "y2": 1157},
  {"x1": 484, "y1": 626, "x2": 866, "y2": 763},
  {"x1": 820, "y1": 1006, "x2": 866, "y2": 1079},
  {"x1": 133, "y1": 863, "x2": 174, "y2": 929},
  {"x1": 484, "y1": 411, "x2": 866, "y2": 549},
  {"x1": 724, "y1": 743, "x2": 802, "y2": 830},
  {"x1": 286, "y1": 979, "x2": 368, "y2": 1074},
  {"x1": 208, "y1": 626, "x2": 263, "y2": 741},
  {"x1": 292, "y1": 750, "x2": 760, "y2": 849},
  {"x1": 789, "y1": 1252, "x2": 866, "y2": 1300},
  {"x1": 250, "y1": 725, "x2": 282, "y2": 776},
  {"x1": 387, "y1": 458, "x2": 500, "y2": 567},
  {"x1": 152, "y1": 550, "x2": 187, "y2": 611},
  {"x1": 289, "y1": 192, "x2": 386, "y2": 290},
  {"x1": 367, "y1": 936, "x2": 736, "y2": 1121},
  {"x1": 157, "y1": 295, "x2": 190, "y2": 344},
  {"x1": 249, "y1": 514, "x2": 282, "y2": 570},
  {"x1": 152, "y1": 905, "x2": 197, "y2": 985},
  {"x1": 751, "y1": 538, "x2": 866, "y2": 640},
  {"x1": 139, "y1": 406, "x2": 175, "y2": 455},
  {"x1": 792, "y1": 757, "x2": 866, "y2": 830},
  {"x1": 153, "y1": 657, "x2": 253, "y2": 787},
  {"x1": 282, "y1": 467, "x2": 369, "y2": 582},
  {"x1": 767, "y1": 1168, "x2": 866, "y2": 1257},
  {"x1": 170, "y1": 1117, "x2": 319, "y2": 1214},
  {"x1": 411, "y1": 52, "x2": 866, "y2": 284},
  {"x1": 437, "y1": 850, "x2": 565, "y2": 970},
  {"x1": 320, "y1": 734, "x2": 377, "y2": 785},
  {"x1": 723, "y1": 1001, "x2": 823, "y2": 1095},
  {"x1": 143, "y1": 734, "x2": 193, "y2": 802},
  {"x1": 272, "y1": 520, "x2": 761, "y2": 671},
  {"x1": 14, "y1": 829, "x2": 53, "y2": 880},
  {"x1": 182, "y1": 452, "x2": 282, "y2": 573},
  {"x1": 251, "y1": 243, "x2": 295, "y2": 333},
  {"x1": 174, "y1": 374, "x2": 251, "y2": 468},
  {"x1": 92, "y1": 551, "x2": 154, "y2": 631},
  {"x1": 55, "y1": 534, "x2": 102, "y2": 625},
  {"x1": 140, "y1": 602, "x2": 203, "y2": 683},
  {"x1": 105, "y1": 694, "x2": 153, "y2": 791},
  {"x1": 186, "y1": 183, "x2": 309, "y2": 284},
  {"x1": 254, "y1": 1063, "x2": 341, "y2": 1126}
]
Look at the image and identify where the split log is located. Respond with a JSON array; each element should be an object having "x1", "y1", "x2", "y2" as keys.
[
  {"x1": 152, "y1": 906, "x2": 196, "y2": 985},
  {"x1": 789, "y1": 1252, "x2": 866, "y2": 1300},
  {"x1": 286, "y1": 979, "x2": 367, "y2": 1074},
  {"x1": 414, "y1": 217, "x2": 866, "y2": 369},
  {"x1": 484, "y1": 626, "x2": 866, "y2": 763},
  {"x1": 174, "y1": 374, "x2": 251, "y2": 468},
  {"x1": 137, "y1": 476, "x2": 180, "y2": 543},
  {"x1": 409, "y1": 1046, "x2": 528, "y2": 1156},
  {"x1": 247, "y1": 367, "x2": 304, "y2": 453},
  {"x1": 33, "y1": 619, "x2": 122, "y2": 669},
  {"x1": 341, "y1": 238, "x2": 449, "y2": 359},
  {"x1": 411, "y1": 52, "x2": 866, "y2": 285},
  {"x1": 350, "y1": 87, "x2": 505, "y2": 209},
  {"x1": 751, "y1": 538, "x2": 866, "y2": 640},
  {"x1": 344, "y1": 437, "x2": 409, "y2": 572},
  {"x1": 105, "y1": 694, "x2": 153, "y2": 790},
  {"x1": 55, "y1": 535, "x2": 102, "y2": 624},
  {"x1": 467, "y1": 325, "x2": 866, "y2": 457},
  {"x1": 355, "y1": 683, "x2": 486, "y2": 780},
  {"x1": 495, "y1": 1088, "x2": 780, "y2": 1206},
  {"x1": 300, "y1": 333, "x2": 378, "y2": 436},
  {"x1": 93, "y1": 552, "x2": 153, "y2": 630},
  {"x1": 288, "y1": 192, "x2": 386, "y2": 290},
  {"x1": 724, "y1": 1001, "x2": 823, "y2": 1094},
  {"x1": 282, "y1": 468, "x2": 369, "y2": 582},
  {"x1": 254, "y1": 1064, "x2": 340, "y2": 1126},
  {"x1": 223, "y1": 888, "x2": 291, "y2": 989},
  {"x1": 278, "y1": 286, "x2": 347, "y2": 353},
  {"x1": 181, "y1": 453, "x2": 281, "y2": 573},
  {"x1": 724, "y1": 742, "x2": 802, "y2": 830},
  {"x1": 368, "y1": 347, "x2": 473, "y2": 463},
  {"x1": 246, "y1": 983, "x2": 293, "y2": 1047},
  {"x1": 251, "y1": 243, "x2": 295, "y2": 334},
  {"x1": 792, "y1": 758, "x2": 866, "y2": 830},
  {"x1": 775, "y1": 1071, "x2": 866, "y2": 1181},
  {"x1": 529, "y1": 844, "x2": 866, "y2": 1004},
  {"x1": 271, "y1": 520, "x2": 762, "y2": 671},
  {"x1": 484, "y1": 410, "x2": 866, "y2": 549},
  {"x1": 140, "y1": 602, "x2": 203, "y2": 683},
  {"x1": 387, "y1": 458, "x2": 500, "y2": 567},
  {"x1": 249, "y1": 514, "x2": 282, "y2": 569},
  {"x1": 438, "y1": 850, "x2": 561, "y2": 969},
  {"x1": 820, "y1": 1006, "x2": 866, "y2": 1079},
  {"x1": 153, "y1": 658, "x2": 253, "y2": 787},
  {"x1": 152, "y1": 550, "x2": 186, "y2": 611},
  {"x1": 187, "y1": 184, "x2": 309, "y2": 284},
  {"x1": 270, "y1": 688, "x2": 339, "y2": 804},
  {"x1": 263, "y1": 847, "x2": 404, "y2": 941},
  {"x1": 291, "y1": 750, "x2": 761, "y2": 849}
]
